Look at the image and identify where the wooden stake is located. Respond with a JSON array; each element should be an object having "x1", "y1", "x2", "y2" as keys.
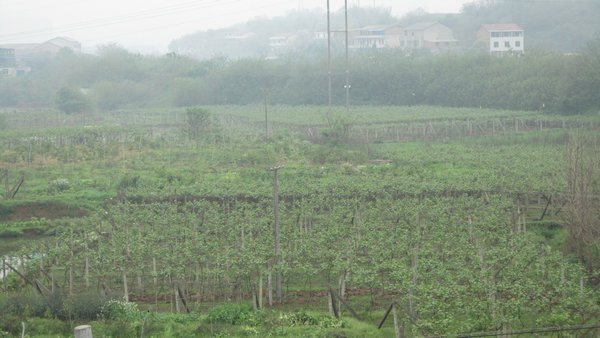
[
  {"x1": 123, "y1": 270, "x2": 129, "y2": 302},
  {"x1": 393, "y1": 303, "x2": 401, "y2": 338},
  {"x1": 259, "y1": 274, "x2": 263, "y2": 309},
  {"x1": 268, "y1": 268, "x2": 273, "y2": 306}
]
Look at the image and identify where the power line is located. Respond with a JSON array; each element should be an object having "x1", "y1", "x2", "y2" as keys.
[
  {"x1": 0, "y1": 0, "x2": 240, "y2": 40},
  {"x1": 0, "y1": 0, "x2": 294, "y2": 42},
  {"x1": 80, "y1": 0, "x2": 283, "y2": 47}
]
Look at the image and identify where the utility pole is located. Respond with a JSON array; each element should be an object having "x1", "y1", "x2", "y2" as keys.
[
  {"x1": 327, "y1": 0, "x2": 332, "y2": 107},
  {"x1": 263, "y1": 88, "x2": 269, "y2": 139},
  {"x1": 344, "y1": 0, "x2": 351, "y2": 111},
  {"x1": 270, "y1": 165, "x2": 283, "y2": 300}
]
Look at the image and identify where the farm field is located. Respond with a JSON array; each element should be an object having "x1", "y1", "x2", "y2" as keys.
[{"x1": 0, "y1": 105, "x2": 599, "y2": 337}]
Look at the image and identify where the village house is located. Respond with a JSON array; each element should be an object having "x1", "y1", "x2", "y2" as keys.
[
  {"x1": 0, "y1": 37, "x2": 81, "y2": 77},
  {"x1": 477, "y1": 24, "x2": 524, "y2": 55},
  {"x1": 402, "y1": 22, "x2": 459, "y2": 51},
  {"x1": 327, "y1": 22, "x2": 457, "y2": 53},
  {"x1": 348, "y1": 24, "x2": 404, "y2": 50}
]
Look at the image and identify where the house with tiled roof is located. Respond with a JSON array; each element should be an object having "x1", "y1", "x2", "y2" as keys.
[
  {"x1": 402, "y1": 22, "x2": 459, "y2": 51},
  {"x1": 477, "y1": 24, "x2": 524, "y2": 55},
  {"x1": 0, "y1": 37, "x2": 80, "y2": 76}
]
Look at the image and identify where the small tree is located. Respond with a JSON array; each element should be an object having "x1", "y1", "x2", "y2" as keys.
[
  {"x1": 55, "y1": 87, "x2": 91, "y2": 114},
  {"x1": 0, "y1": 114, "x2": 7, "y2": 130},
  {"x1": 184, "y1": 107, "x2": 211, "y2": 140},
  {"x1": 565, "y1": 133, "x2": 600, "y2": 273},
  {"x1": 321, "y1": 113, "x2": 354, "y2": 146}
]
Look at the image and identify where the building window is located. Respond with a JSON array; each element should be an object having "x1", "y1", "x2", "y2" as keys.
[
  {"x1": 505, "y1": 41, "x2": 510, "y2": 47},
  {"x1": 491, "y1": 32, "x2": 500, "y2": 37},
  {"x1": 515, "y1": 41, "x2": 521, "y2": 47},
  {"x1": 493, "y1": 41, "x2": 499, "y2": 48}
]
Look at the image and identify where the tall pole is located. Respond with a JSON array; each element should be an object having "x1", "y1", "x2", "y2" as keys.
[
  {"x1": 264, "y1": 88, "x2": 268, "y2": 139},
  {"x1": 344, "y1": 0, "x2": 351, "y2": 112},
  {"x1": 270, "y1": 165, "x2": 283, "y2": 300},
  {"x1": 327, "y1": 0, "x2": 332, "y2": 107}
]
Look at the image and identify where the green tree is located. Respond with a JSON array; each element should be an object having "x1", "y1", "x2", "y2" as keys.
[
  {"x1": 55, "y1": 87, "x2": 91, "y2": 114},
  {"x1": 184, "y1": 107, "x2": 211, "y2": 140}
]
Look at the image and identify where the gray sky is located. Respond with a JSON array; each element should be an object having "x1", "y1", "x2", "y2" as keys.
[{"x1": 0, "y1": 0, "x2": 473, "y2": 54}]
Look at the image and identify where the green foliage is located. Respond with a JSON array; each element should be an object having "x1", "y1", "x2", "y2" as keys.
[
  {"x1": 206, "y1": 303, "x2": 255, "y2": 325},
  {"x1": 321, "y1": 114, "x2": 354, "y2": 147},
  {"x1": 0, "y1": 114, "x2": 7, "y2": 130},
  {"x1": 91, "y1": 80, "x2": 154, "y2": 110},
  {"x1": 184, "y1": 107, "x2": 211, "y2": 140},
  {"x1": 117, "y1": 173, "x2": 140, "y2": 190},
  {"x1": 0, "y1": 292, "x2": 64, "y2": 319},
  {"x1": 47, "y1": 178, "x2": 71, "y2": 194},
  {"x1": 55, "y1": 87, "x2": 91, "y2": 114},
  {"x1": 69, "y1": 292, "x2": 109, "y2": 320},
  {"x1": 2, "y1": 37, "x2": 600, "y2": 114},
  {"x1": 99, "y1": 299, "x2": 140, "y2": 321},
  {"x1": 25, "y1": 318, "x2": 70, "y2": 336},
  {"x1": 280, "y1": 310, "x2": 344, "y2": 328}
]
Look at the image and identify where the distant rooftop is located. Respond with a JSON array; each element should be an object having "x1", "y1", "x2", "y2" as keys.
[
  {"x1": 405, "y1": 22, "x2": 438, "y2": 31},
  {"x1": 481, "y1": 24, "x2": 523, "y2": 31}
]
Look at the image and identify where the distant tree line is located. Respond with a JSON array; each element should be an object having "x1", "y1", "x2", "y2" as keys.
[{"x1": 0, "y1": 40, "x2": 599, "y2": 114}]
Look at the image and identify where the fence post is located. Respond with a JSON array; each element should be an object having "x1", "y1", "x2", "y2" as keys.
[{"x1": 393, "y1": 303, "x2": 402, "y2": 338}]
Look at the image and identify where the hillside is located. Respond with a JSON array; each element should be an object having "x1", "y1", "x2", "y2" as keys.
[{"x1": 168, "y1": 0, "x2": 600, "y2": 59}]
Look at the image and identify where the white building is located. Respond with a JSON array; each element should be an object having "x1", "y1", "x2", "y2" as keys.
[{"x1": 477, "y1": 24, "x2": 524, "y2": 56}]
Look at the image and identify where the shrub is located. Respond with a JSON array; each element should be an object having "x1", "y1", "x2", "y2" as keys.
[
  {"x1": 44, "y1": 292, "x2": 65, "y2": 319},
  {"x1": 100, "y1": 299, "x2": 140, "y2": 321},
  {"x1": 26, "y1": 318, "x2": 70, "y2": 336},
  {"x1": 55, "y1": 87, "x2": 91, "y2": 114},
  {"x1": 0, "y1": 314, "x2": 22, "y2": 336},
  {"x1": 0, "y1": 293, "x2": 45, "y2": 317},
  {"x1": 70, "y1": 292, "x2": 109, "y2": 320},
  {"x1": 280, "y1": 310, "x2": 344, "y2": 328},
  {"x1": 47, "y1": 178, "x2": 71, "y2": 194},
  {"x1": 0, "y1": 228, "x2": 23, "y2": 238},
  {"x1": 117, "y1": 174, "x2": 139, "y2": 190},
  {"x1": 205, "y1": 303, "x2": 253, "y2": 325}
]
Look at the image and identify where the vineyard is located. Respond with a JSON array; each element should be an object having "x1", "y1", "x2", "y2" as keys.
[{"x1": 0, "y1": 105, "x2": 599, "y2": 336}]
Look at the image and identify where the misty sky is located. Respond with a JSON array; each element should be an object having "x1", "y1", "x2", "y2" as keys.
[{"x1": 0, "y1": 0, "x2": 473, "y2": 53}]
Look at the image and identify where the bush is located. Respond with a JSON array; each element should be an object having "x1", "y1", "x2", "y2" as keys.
[
  {"x1": 55, "y1": 87, "x2": 91, "y2": 114},
  {"x1": 70, "y1": 292, "x2": 109, "y2": 320},
  {"x1": 0, "y1": 314, "x2": 22, "y2": 336},
  {"x1": 0, "y1": 228, "x2": 23, "y2": 238},
  {"x1": 0, "y1": 293, "x2": 44, "y2": 317},
  {"x1": 117, "y1": 174, "x2": 140, "y2": 190},
  {"x1": 206, "y1": 303, "x2": 254, "y2": 325},
  {"x1": 26, "y1": 318, "x2": 70, "y2": 336},
  {"x1": 100, "y1": 299, "x2": 140, "y2": 321},
  {"x1": 280, "y1": 310, "x2": 344, "y2": 328},
  {"x1": 47, "y1": 178, "x2": 71, "y2": 194}
]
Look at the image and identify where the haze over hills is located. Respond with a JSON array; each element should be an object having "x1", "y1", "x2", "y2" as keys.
[{"x1": 169, "y1": 0, "x2": 600, "y2": 59}]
